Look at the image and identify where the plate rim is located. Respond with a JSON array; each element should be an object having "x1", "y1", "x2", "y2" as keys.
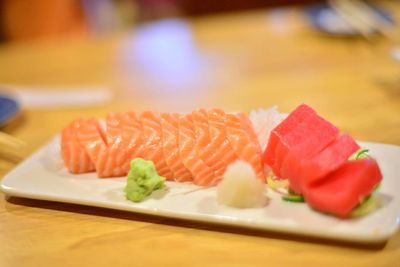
[{"x1": 1, "y1": 139, "x2": 400, "y2": 243}]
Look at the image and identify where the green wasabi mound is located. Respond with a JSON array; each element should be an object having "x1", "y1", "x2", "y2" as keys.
[{"x1": 124, "y1": 158, "x2": 166, "y2": 202}]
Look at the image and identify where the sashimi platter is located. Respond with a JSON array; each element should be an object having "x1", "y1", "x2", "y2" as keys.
[{"x1": 2, "y1": 104, "x2": 400, "y2": 243}]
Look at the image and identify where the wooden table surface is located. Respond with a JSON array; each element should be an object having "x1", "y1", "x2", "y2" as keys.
[{"x1": 1, "y1": 2, "x2": 400, "y2": 266}]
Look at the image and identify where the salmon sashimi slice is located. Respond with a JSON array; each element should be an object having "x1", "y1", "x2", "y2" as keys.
[
  {"x1": 74, "y1": 118, "x2": 119, "y2": 178},
  {"x1": 76, "y1": 118, "x2": 127, "y2": 177},
  {"x1": 192, "y1": 109, "x2": 229, "y2": 180},
  {"x1": 61, "y1": 119, "x2": 95, "y2": 173},
  {"x1": 96, "y1": 144, "x2": 126, "y2": 177},
  {"x1": 237, "y1": 112, "x2": 263, "y2": 155},
  {"x1": 192, "y1": 109, "x2": 226, "y2": 183},
  {"x1": 61, "y1": 109, "x2": 266, "y2": 184},
  {"x1": 224, "y1": 112, "x2": 265, "y2": 181},
  {"x1": 206, "y1": 109, "x2": 238, "y2": 178},
  {"x1": 178, "y1": 114, "x2": 217, "y2": 186},
  {"x1": 105, "y1": 112, "x2": 133, "y2": 175},
  {"x1": 105, "y1": 112, "x2": 124, "y2": 145},
  {"x1": 139, "y1": 111, "x2": 174, "y2": 180},
  {"x1": 160, "y1": 113, "x2": 192, "y2": 182},
  {"x1": 119, "y1": 112, "x2": 145, "y2": 172},
  {"x1": 75, "y1": 118, "x2": 107, "y2": 165}
]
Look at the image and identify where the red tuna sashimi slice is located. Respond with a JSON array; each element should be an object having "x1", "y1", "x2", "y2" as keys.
[
  {"x1": 160, "y1": 113, "x2": 192, "y2": 182},
  {"x1": 290, "y1": 134, "x2": 360, "y2": 192},
  {"x1": 205, "y1": 109, "x2": 238, "y2": 182},
  {"x1": 304, "y1": 158, "x2": 382, "y2": 217},
  {"x1": 140, "y1": 111, "x2": 174, "y2": 180},
  {"x1": 225, "y1": 112, "x2": 265, "y2": 181},
  {"x1": 272, "y1": 110, "x2": 339, "y2": 178},
  {"x1": 178, "y1": 113, "x2": 217, "y2": 186},
  {"x1": 278, "y1": 114, "x2": 340, "y2": 181},
  {"x1": 192, "y1": 109, "x2": 227, "y2": 178},
  {"x1": 263, "y1": 104, "x2": 317, "y2": 176},
  {"x1": 61, "y1": 119, "x2": 95, "y2": 173}
]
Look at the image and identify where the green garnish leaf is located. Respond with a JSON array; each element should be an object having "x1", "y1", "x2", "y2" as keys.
[
  {"x1": 282, "y1": 191, "x2": 305, "y2": 203},
  {"x1": 350, "y1": 195, "x2": 383, "y2": 218},
  {"x1": 349, "y1": 148, "x2": 370, "y2": 160},
  {"x1": 373, "y1": 182, "x2": 381, "y2": 192},
  {"x1": 266, "y1": 175, "x2": 289, "y2": 189}
]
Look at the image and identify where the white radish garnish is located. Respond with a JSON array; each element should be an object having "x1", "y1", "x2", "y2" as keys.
[
  {"x1": 249, "y1": 106, "x2": 286, "y2": 152},
  {"x1": 217, "y1": 160, "x2": 267, "y2": 208}
]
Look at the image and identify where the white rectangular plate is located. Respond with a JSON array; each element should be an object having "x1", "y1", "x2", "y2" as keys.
[{"x1": 1, "y1": 138, "x2": 399, "y2": 243}]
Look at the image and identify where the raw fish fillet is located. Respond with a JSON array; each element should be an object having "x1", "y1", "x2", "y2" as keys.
[{"x1": 61, "y1": 109, "x2": 267, "y2": 186}]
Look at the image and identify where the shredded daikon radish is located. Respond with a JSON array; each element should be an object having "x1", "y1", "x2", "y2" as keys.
[
  {"x1": 217, "y1": 161, "x2": 267, "y2": 208},
  {"x1": 249, "y1": 106, "x2": 286, "y2": 152}
]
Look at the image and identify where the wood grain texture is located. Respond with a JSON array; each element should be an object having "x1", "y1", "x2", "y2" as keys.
[{"x1": 1, "y1": 1, "x2": 400, "y2": 266}]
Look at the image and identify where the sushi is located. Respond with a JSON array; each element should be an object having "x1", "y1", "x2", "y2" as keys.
[
  {"x1": 60, "y1": 104, "x2": 383, "y2": 217},
  {"x1": 262, "y1": 104, "x2": 382, "y2": 217},
  {"x1": 60, "y1": 108, "x2": 273, "y2": 186}
]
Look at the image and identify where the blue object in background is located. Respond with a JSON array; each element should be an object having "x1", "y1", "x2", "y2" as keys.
[
  {"x1": 305, "y1": 3, "x2": 394, "y2": 36},
  {"x1": 0, "y1": 95, "x2": 20, "y2": 127}
]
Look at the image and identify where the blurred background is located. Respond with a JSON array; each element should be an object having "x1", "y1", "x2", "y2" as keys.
[
  {"x1": 0, "y1": 0, "x2": 399, "y2": 149},
  {"x1": 0, "y1": 0, "x2": 322, "y2": 41}
]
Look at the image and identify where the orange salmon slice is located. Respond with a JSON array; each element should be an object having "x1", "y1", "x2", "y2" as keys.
[
  {"x1": 60, "y1": 109, "x2": 265, "y2": 184},
  {"x1": 178, "y1": 113, "x2": 217, "y2": 186},
  {"x1": 139, "y1": 111, "x2": 174, "y2": 180},
  {"x1": 160, "y1": 113, "x2": 193, "y2": 182},
  {"x1": 61, "y1": 119, "x2": 95, "y2": 174},
  {"x1": 224, "y1": 112, "x2": 265, "y2": 181}
]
